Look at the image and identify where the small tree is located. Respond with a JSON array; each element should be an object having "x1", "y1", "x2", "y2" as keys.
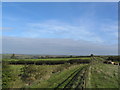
[
  {"x1": 90, "y1": 54, "x2": 94, "y2": 57},
  {"x1": 11, "y1": 53, "x2": 16, "y2": 59},
  {"x1": 70, "y1": 55, "x2": 72, "y2": 58}
]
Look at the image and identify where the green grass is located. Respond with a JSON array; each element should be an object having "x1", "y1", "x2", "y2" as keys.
[
  {"x1": 29, "y1": 64, "x2": 88, "y2": 88},
  {"x1": 3, "y1": 57, "x2": 119, "y2": 88},
  {"x1": 87, "y1": 58, "x2": 119, "y2": 88},
  {"x1": 3, "y1": 64, "x2": 88, "y2": 88},
  {"x1": 5, "y1": 65, "x2": 24, "y2": 88},
  {"x1": 3, "y1": 57, "x2": 91, "y2": 62},
  {"x1": 6, "y1": 65, "x2": 61, "y2": 88},
  {"x1": 7, "y1": 64, "x2": 63, "y2": 88}
]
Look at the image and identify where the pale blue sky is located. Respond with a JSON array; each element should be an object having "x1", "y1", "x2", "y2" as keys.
[{"x1": 2, "y1": 2, "x2": 118, "y2": 55}]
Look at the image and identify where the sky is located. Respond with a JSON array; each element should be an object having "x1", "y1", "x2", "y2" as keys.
[
  {"x1": 2, "y1": 2, "x2": 118, "y2": 55},
  {"x1": 2, "y1": 0, "x2": 119, "y2": 2}
]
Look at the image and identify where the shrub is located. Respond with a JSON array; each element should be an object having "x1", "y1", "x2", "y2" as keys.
[{"x1": 2, "y1": 63, "x2": 13, "y2": 88}]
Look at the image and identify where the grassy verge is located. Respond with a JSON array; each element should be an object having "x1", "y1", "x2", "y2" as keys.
[{"x1": 87, "y1": 58, "x2": 118, "y2": 88}]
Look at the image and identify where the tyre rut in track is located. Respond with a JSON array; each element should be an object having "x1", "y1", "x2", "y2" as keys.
[
  {"x1": 55, "y1": 65, "x2": 90, "y2": 89},
  {"x1": 63, "y1": 65, "x2": 89, "y2": 89},
  {"x1": 54, "y1": 66, "x2": 83, "y2": 89}
]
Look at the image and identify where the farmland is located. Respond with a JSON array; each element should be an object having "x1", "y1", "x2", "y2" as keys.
[
  {"x1": 3, "y1": 57, "x2": 91, "y2": 61},
  {"x1": 2, "y1": 55, "x2": 119, "y2": 89}
]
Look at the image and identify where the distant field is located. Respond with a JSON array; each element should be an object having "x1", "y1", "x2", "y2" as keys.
[{"x1": 3, "y1": 57, "x2": 91, "y2": 62}]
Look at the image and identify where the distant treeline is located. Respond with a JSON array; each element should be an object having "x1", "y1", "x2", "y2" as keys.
[
  {"x1": 16, "y1": 56, "x2": 91, "y2": 59},
  {"x1": 106, "y1": 56, "x2": 120, "y2": 62},
  {"x1": 3, "y1": 59, "x2": 91, "y2": 65},
  {"x1": 3, "y1": 54, "x2": 94, "y2": 59}
]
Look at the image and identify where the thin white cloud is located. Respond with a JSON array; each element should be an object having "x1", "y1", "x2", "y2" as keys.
[{"x1": 22, "y1": 20, "x2": 104, "y2": 43}]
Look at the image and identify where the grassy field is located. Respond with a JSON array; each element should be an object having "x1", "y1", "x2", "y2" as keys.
[
  {"x1": 2, "y1": 56, "x2": 119, "y2": 88},
  {"x1": 3, "y1": 64, "x2": 88, "y2": 88},
  {"x1": 87, "y1": 57, "x2": 119, "y2": 88},
  {"x1": 3, "y1": 57, "x2": 91, "y2": 61}
]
